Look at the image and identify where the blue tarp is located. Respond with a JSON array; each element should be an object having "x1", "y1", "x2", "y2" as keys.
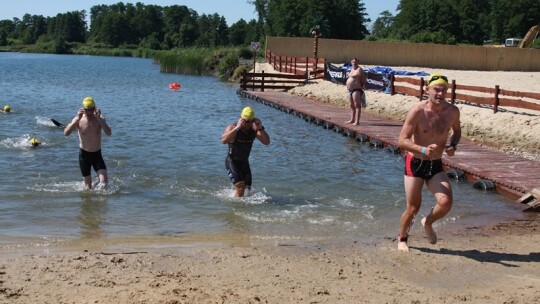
[{"x1": 341, "y1": 64, "x2": 429, "y2": 76}]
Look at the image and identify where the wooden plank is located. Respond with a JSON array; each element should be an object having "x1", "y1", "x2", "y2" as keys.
[
  {"x1": 394, "y1": 86, "x2": 419, "y2": 97},
  {"x1": 395, "y1": 76, "x2": 422, "y2": 85},
  {"x1": 499, "y1": 89, "x2": 540, "y2": 100},
  {"x1": 246, "y1": 72, "x2": 305, "y2": 79},
  {"x1": 498, "y1": 98, "x2": 540, "y2": 111}
]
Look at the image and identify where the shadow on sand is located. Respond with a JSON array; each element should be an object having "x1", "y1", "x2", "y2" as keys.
[{"x1": 412, "y1": 247, "x2": 540, "y2": 268}]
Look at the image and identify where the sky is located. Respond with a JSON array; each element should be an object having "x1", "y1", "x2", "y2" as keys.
[{"x1": 0, "y1": 0, "x2": 400, "y2": 27}]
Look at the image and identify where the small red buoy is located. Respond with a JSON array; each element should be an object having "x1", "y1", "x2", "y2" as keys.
[{"x1": 169, "y1": 82, "x2": 181, "y2": 90}]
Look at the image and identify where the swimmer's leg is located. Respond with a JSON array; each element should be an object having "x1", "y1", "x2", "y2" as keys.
[
  {"x1": 345, "y1": 94, "x2": 356, "y2": 124},
  {"x1": 96, "y1": 169, "x2": 108, "y2": 189},
  {"x1": 352, "y1": 91, "x2": 362, "y2": 125},
  {"x1": 421, "y1": 217, "x2": 437, "y2": 245},
  {"x1": 423, "y1": 172, "x2": 454, "y2": 245},
  {"x1": 399, "y1": 175, "x2": 424, "y2": 252},
  {"x1": 234, "y1": 181, "x2": 246, "y2": 197},
  {"x1": 83, "y1": 175, "x2": 93, "y2": 189}
]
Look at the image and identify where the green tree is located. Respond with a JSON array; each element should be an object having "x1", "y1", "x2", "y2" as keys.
[
  {"x1": 47, "y1": 11, "x2": 87, "y2": 43},
  {"x1": 196, "y1": 13, "x2": 228, "y2": 47},
  {"x1": 0, "y1": 19, "x2": 16, "y2": 45},
  {"x1": 229, "y1": 19, "x2": 248, "y2": 45},
  {"x1": 252, "y1": 0, "x2": 369, "y2": 39},
  {"x1": 162, "y1": 5, "x2": 199, "y2": 48},
  {"x1": 371, "y1": 10, "x2": 394, "y2": 38},
  {"x1": 490, "y1": 0, "x2": 540, "y2": 43},
  {"x1": 131, "y1": 3, "x2": 163, "y2": 45}
]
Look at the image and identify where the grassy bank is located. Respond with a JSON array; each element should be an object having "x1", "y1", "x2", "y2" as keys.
[
  {"x1": 2, "y1": 43, "x2": 260, "y2": 81},
  {"x1": 153, "y1": 47, "x2": 257, "y2": 80}
]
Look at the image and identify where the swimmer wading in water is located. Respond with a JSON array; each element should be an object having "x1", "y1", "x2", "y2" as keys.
[
  {"x1": 64, "y1": 97, "x2": 112, "y2": 190},
  {"x1": 221, "y1": 106, "x2": 270, "y2": 197}
]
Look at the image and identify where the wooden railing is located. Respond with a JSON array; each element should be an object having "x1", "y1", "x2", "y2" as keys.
[
  {"x1": 390, "y1": 75, "x2": 540, "y2": 113},
  {"x1": 266, "y1": 49, "x2": 325, "y2": 79},
  {"x1": 240, "y1": 71, "x2": 307, "y2": 92}
]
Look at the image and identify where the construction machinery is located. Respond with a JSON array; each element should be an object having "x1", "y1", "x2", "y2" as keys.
[{"x1": 518, "y1": 24, "x2": 539, "y2": 48}]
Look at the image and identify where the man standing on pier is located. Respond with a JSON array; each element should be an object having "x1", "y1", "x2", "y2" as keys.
[
  {"x1": 396, "y1": 73, "x2": 461, "y2": 252},
  {"x1": 221, "y1": 106, "x2": 270, "y2": 197},
  {"x1": 345, "y1": 57, "x2": 367, "y2": 125}
]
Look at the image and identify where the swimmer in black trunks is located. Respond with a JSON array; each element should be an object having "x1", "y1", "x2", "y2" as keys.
[
  {"x1": 345, "y1": 58, "x2": 367, "y2": 125},
  {"x1": 221, "y1": 106, "x2": 270, "y2": 197},
  {"x1": 64, "y1": 97, "x2": 112, "y2": 190},
  {"x1": 396, "y1": 73, "x2": 461, "y2": 252}
]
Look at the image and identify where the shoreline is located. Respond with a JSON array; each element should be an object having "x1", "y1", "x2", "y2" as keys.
[{"x1": 1, "y1": 217, "x2": 538, "y2": 303}]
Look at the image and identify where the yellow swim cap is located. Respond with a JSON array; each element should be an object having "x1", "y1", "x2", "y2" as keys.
[
  {"x1": 3, "y1": 105, "x2": 10, "y2": 112},
  {"x1": 427, "y1": 73, "x2": 448, "y2": 86},
  {"x1": 241, "y1": 106, "x2": 255, "y2": 120},
  {"x1": 82, "y1": 97, "x2": 96, "y2": 109},
  {"x1": 29, "y1": 138, "x2": 40, "y2": 147}
]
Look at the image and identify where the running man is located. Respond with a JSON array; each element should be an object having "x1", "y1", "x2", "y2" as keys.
[
  {"x1": 397, "y1": 73, "x2": 461, "y2": 252},
  {"x1": 221, "y1": 106, "x2": 270, "y2": 197},
  {"x1": 64, "y1": 97, "x2": 112, "y2": 189},
  {"x1": 345, "y1": 57, "x2": 367, "y2": 125}
]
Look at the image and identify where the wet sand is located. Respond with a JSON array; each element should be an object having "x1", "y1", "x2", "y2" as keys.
[{"x1": 1, "y1": 218, "x2": 539, "y2": 303}]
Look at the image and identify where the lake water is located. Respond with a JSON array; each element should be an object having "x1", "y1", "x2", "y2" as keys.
[{"x1": 0, "y1": 53, "x2": 527, "y2": 250}]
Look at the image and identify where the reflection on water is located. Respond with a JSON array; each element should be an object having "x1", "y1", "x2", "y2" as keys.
[
  {"x1": 78, "y1": 194, "x2": 108, "y2": 239},
  {"x1": 0, "y1": 53, "x2": 529, "y2": 247}
]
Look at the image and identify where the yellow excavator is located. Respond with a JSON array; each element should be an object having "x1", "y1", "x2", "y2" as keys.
[{"x1": 519, "y1": 24, "x2": 539, "y2": 48}]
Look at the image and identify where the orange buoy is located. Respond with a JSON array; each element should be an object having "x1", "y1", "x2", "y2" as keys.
[{"x1": 169, "y1": 82, "x2": 181, "y2": 90}]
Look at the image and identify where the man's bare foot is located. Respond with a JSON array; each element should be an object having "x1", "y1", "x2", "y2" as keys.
[
  {"x1": 353, "y1": 122, "x2": 360, "y2": 126},
  {"x1": 421, "y1": 217, "x2": 437, "y2": 244},
  {"x1": 345, "y1": 120, "x2": 353, "y2": 124},
  {"x1": 398, "y1": 241, "x2": 409, "y2": 252}
]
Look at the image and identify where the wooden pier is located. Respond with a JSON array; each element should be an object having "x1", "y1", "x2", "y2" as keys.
[{"x1": 238, "y1": 90, "x2": 540, "y2": 206}]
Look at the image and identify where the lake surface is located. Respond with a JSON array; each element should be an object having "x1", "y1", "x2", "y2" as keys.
[{"x1": 0, "y1": 52, "x2": 526, "y2": 250}]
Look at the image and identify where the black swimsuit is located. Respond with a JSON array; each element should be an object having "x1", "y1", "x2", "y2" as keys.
[
  {"x1": 404, "y1": 154, "x2": 443, "y2": 180},
  {"x1": 348, "y1": 88, "x2": 363, "y2": 97},
  {"x1": 225, "y1": 125, "x2": 256, "y2": 186},
  {"x1": 79, "y1": 148, "x2": 107, "y2": 177}
]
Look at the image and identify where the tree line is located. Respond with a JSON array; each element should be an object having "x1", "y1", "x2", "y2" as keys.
[
  {"x1": 371, "y1": 0, "x2": 540, "y2": 45},
  {"x1": 0, "y1": 0, "x2": 370, "y2": 52},
  {"x1": 0, "y1": 2, "x2": 263, "y2": 52},
  {"x1": 0, "y1": 0, "x2": 538, "y2": 53}
]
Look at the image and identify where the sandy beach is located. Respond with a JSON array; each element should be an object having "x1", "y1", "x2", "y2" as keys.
[
  {"x1": 1, "y1": 218, "x2": 539, "y2": 303},
  {"x1": 1, "y1": 63, "x2": 539, "y2": 303}
]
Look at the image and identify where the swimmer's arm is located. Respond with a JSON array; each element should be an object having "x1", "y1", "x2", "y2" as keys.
[
  {"x1": 100, "y1": 120, "x2": 111, "y2": 136},
  {"x1": 445, "y1": 111, "x2": 461, "y2": 156},
  {"x1": 257, "y1": 130, "x2": 270, "y2": 145},
  {"x1": 221, "y1": 124, "x2": 237, "y2": 144},
  {"x1": 360, "y1": 69, "x2": 367, "y2": 88},
  {"x1": 99, "y1": 117, "x2": 112, "y2": 136},
  {"x1": 64, "y1": 116, "x2": 80, "y2": 136},
  {"x1": 253, "y1": 119, "x2": 270, "y2": 145}
]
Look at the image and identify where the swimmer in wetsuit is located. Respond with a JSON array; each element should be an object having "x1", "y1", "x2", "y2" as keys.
[
  {"x1": 64, "y1": 97, "x2": 112, "y2": 190},
  {"x1": 221, "y1": 106, "x2": 270, "y2": 197},
  {"x1": 345, "y1": 57, "x2": 367, "y2": 125},
  {"x1": 396, "y1": 73, "x2": 461, "y2": 252}
]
